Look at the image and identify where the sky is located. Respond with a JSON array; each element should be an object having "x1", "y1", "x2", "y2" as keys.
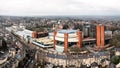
[{"x1": 0, "y1": 0, "x2": 120, "y2": 16}]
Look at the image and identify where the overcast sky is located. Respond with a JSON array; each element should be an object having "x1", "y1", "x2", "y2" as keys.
[{"x1": 0, "y1": 0, "x2": 120, "y2": 16}]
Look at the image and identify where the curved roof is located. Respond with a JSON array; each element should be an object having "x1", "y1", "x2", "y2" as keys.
[{"x1": 58, "y1": 30, "x2": 77, "y2": 34}]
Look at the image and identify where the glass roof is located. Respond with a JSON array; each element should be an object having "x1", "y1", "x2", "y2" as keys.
[{"x1": 58, "y1": 30, "x2": 77, "y2": 34}]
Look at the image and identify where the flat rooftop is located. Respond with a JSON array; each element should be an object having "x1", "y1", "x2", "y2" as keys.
[{"x1": 34, "y1": 37, "x2": 53, "y2": 44}]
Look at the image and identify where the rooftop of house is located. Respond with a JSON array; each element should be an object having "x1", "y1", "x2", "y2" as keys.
[{"x1": 34, "y1": 37, "x2": 53, "y2": 44}]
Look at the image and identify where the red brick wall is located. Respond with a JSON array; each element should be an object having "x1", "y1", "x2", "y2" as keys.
[
  {"x1": 96, "y1": 25, "x2": 105, "y2": 48},
  {"x1": 54, "y1": 31, "x2": 57, "y2": 50},
  {"x1": 64, "y1": 33, "x2": 68, "y2": 52},
  {"x1": 96, "y1": 25, "x2": 101, "y2": 48},
  {"x1": 77, "y1": 31, "x2": 82, "y2": 48},
  {"x1": 32, "y1": 31, "x2": 38, "y2": 38},
  {"x1": 101, "y1": 25, "x2": 105, "y2": 48}
]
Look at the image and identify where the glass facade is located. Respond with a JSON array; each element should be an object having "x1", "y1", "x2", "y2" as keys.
[{"x1": 82, "y1": 24, "x2": 96, "y2": 38}]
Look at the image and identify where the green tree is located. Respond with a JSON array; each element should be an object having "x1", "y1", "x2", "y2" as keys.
[
  {"x1": 110, "y1": 34, "x2": 120, "y2": 47},
  {"x1": 63, "y1": 24, "x2": 69, "y2": 29},
  {"x1": 111, "y1": 55, "x2": 120, "y2": 65},
  {"x1": 69, "y1": 46, "x2": 85, "y2": 53}
]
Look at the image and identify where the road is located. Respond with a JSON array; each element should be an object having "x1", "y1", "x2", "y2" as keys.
[{"x1": 11, "y1": 32, "x2": 37, "y2": 68}]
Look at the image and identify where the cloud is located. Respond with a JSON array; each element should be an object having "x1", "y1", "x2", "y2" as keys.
[{"x1": 0, "y1": 0, "x2": 120, "y2": 16}]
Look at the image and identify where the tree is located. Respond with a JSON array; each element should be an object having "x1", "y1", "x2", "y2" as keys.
[
  {"x1": 110, "y1": 34, "x2": 120, "y2": 47},
  {"x1": 111, "y1": 55, "x2": 120, "y2": 65},
  {"x1": 110, "y1": 26, "x2": 120, "y2": 31},
  {"x1": 73, "y1": 23, "x2": 83, "y2": 31},
  {"x1": 69, "y1": 46, "x2": 84, "y2": 53},
  {"x1": 63, "y1": 24, "x2": 69, "y2": 29}
]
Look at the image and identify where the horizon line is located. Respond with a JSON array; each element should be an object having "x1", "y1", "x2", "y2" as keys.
[{"x1": 1, "y1": 14, "x2": 120, "y2": 17}]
